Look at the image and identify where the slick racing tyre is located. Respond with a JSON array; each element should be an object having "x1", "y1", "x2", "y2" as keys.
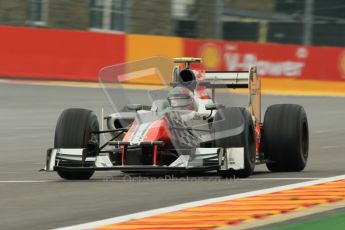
[
  {"x1": 213, "y1": 107, "x2": 256, "y2": 178},
  {"x1": 54, "y1": 108, "x2": 99, "y2": 180},
  {"x1": 263, "y1": 104, "x2": 309, "y2": 172}
]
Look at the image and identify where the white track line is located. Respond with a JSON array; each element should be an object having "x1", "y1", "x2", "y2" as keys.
[
  {"x1": 0, "y1": 180, "x2": 52, "y2": 183},
  {"x1": 0, "y1": 79, "x2": 100, "y2": 89},
  {"x1": 99, "y1": 177, "x2": 324, "y2": 182},
  {"x1": 0, "y1": 177, "x2": 331, "y2": 183},
  {"x1": 54, "y1": 174, "x2": 345, "y2": 230},
  {"x1": 0, "y1": 178, "x2": 320, "y2": 183},
  {"x1": 240, "y1": 177, "x2": 324, "y2": 180}
]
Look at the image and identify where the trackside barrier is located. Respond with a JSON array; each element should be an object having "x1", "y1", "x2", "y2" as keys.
[
  {"x1": 0, "y1": 26, "x2": 344, "y2": 82},
  {"x1": 184, "y1": 38, "x2": 345, "y2": 82},
  {"x1": 0, "y1": 26, "x2": 125, "y2": 81}
]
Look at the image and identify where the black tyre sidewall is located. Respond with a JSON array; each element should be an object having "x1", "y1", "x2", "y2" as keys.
[
  {"x1": 263, "y1": 104, "x2": 309, "y2": 172},
  {"x1": 54, "y1": 108, "x2": 99, "y2": 180}
]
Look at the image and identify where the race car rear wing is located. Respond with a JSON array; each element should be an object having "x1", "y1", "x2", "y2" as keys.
[
  {"x1": 201, "y1": 66, "x2": 261, "y2": 124},
  {"x1": 202, "y1": 71, "x2": 249, "y2": 88}
]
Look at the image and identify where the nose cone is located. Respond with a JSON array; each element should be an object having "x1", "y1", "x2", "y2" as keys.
[{"x1": 144, "y1": 119, "x2": 170, "y2": 143}]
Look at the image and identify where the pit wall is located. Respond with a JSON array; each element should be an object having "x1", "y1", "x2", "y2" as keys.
[{"x1": 0, "y1": 26, "x2": 344, "y2": 82}]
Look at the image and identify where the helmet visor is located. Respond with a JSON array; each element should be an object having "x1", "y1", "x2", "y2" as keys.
[{"x1": 168, "y1": 94, "x2": 193, "y2": 108}]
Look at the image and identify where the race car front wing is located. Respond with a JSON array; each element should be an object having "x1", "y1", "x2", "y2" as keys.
[{"x1": 42, "y1": 143, "x2": 245, "y2": 173}]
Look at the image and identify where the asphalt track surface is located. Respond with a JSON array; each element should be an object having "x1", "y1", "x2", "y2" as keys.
[{"x1": 0, "y1": 82, "x2": 344, "y2": 230}]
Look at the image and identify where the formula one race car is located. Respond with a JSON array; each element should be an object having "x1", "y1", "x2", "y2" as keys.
[{"x1": 42, "y1": 57, "x2": 309, "y2": 180}]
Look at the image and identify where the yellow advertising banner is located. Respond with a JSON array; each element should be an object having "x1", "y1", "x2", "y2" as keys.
[{"x1": 126, "y1": 34, "x2": 183, "y2": 84}]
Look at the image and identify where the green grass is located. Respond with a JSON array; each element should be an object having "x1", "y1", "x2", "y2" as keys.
[{"x1": 274, "y1": 211, "x2": 345, "y2": 230}]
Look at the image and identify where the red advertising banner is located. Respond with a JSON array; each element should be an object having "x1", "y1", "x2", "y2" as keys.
[
  {"x1": 0, "y1": 26, "x2": 344, "y2": 83},
  {"x1": 184, "y1": 39, "x2": 345, "y2": 81},
  {"x1": 0, "y1": 26, "x2": 126, "y2": 81}
]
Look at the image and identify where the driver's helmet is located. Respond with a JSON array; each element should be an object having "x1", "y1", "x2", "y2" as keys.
[{"x1": 168, "y1": 87, "x2": 196, "y2": 110}]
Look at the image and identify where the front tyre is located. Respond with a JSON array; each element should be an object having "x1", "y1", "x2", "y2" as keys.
[
  {"x1": 213, "y1": 107, "x2": 256, "y2": 178},
  {"x1": 54, "y1": 108, "x2": 99, "y2": 180},
  {"x1": 263, "y1": 104, "x2": 309, "y2": 172}
]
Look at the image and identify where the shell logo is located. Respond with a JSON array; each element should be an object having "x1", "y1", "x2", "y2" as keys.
[
  {"x1": 200, "y1": 43, "x2": 221, "y2": 69},
  {"x1": 340, "y1": 51, "x2": 345, "y2": 76},
  {"x1": 296, "y1": 47, "x2": 308, "y2": 59}
]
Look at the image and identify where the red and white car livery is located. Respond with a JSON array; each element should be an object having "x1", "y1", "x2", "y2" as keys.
[{"x1": 43, "y1": 57, "x2": 309, "y2": 180}]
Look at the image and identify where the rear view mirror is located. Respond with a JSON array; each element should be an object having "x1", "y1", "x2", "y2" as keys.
[
  {"x1": 127, "y1": 104, "x2": 143, "y2": 111},
  {"x1": 205, "y1": 103, "x2": 225, "y2": 110}
]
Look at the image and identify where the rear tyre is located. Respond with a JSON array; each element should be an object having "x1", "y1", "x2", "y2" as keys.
[
  {"x1": 213, "y1": 107, "x2": 256, "y2": 178},
  {"x1": 263, "y1": 104, "x2": 309, "y2": 172},
  {"x1": 54, "y1": 108, "x2": 99, "y2": 180}
]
